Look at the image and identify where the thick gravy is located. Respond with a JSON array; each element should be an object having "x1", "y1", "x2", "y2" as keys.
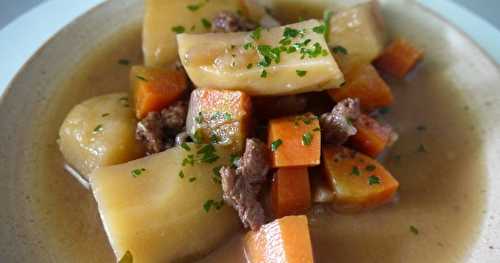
[{"x1": 26, "y1": 19, "x2": 487, "y2": 262}]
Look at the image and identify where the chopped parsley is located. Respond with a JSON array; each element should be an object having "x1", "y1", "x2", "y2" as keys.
[
  {"x1": 118, "y1": 251, "x2": 133, "y2": 263},
  {"x1": 243, "y1": 42, "x2": 254, "y2": 50},
  {"x1": 246, "y1": 63, "x2": 253, "y2": 69},
  {"x1": 203, "y1": 199, "x2": 224, "y2": 212},
  {"x1": 189, "y1": 177, "x2": 197, "y2": 182},
  {"x1": 93, "y1": 124, "x2": 103, "y2": 133},
  {"x1": 171, "y1": 25, "x2": 186, "y2": 34},
  {"x1": 182, "y1": 154, "x2": 195, "y2": 166},
  {"x1": 192, "y1": 130, "x2": 204, "y2": 144},
  {"x1": 131, "y1": 168, "x2": 146, "y2": 178},
  {"x1": 368, "y1": 175, "x2": 380, "y2": 185},
  {"x1": 313, "y1": 127, "x2": 321, "y2": 132},
  {"x1": 312, "y1": 24, "x2": 326, "y2": 34},
  {"x1": 197, "y1": 144, "x2": 220, "y2": 163},
  {"x1": 223, "y1": 112, "x2": 232, "y2": 121},
  {"x1": 180, "y1": 142, "x2": 191, "y2": 151},
  {"x1": 178, "y1": 170, "x2": 185, "y2": 178},
  {"x1": 136, "y1": 75, "x2": 148, "y2": 81},
  {"x1": 187, "y1": 3, "x2": 202, "y2": 11},
  {"x1": 410, "y1": 225, "x2": 419, "y2": 235},
  {"x1": 351, "y1": 166, "x2": 361, "y2": 176},
  {"x1": 212, "y1": 166, "x2": 222, "y2": 184},
  {"x1": 195, "y1": 112, "x2": 204, "y2": 124},
  {"x1": 416, "y1": 125, "x2": 427, "y2": 131},
  {"x1": 302, "y1": 132, "x2": 313, "y2": 146},
  {"x1": 417, "y1": 144, "x2": 427, "y2": 153},
  {"x1": 119, "y1": 97, "x2": 130, "y2": 107},
  {"x1": 250, "y1": 27, "x2": 262, "y2": 40},
  {"x1": 118, "y1": 59, "x2": 130, "y2": 65},
  {"x1": 366, "y1": 164, "x2": 376, "y2": 171},
  {"x1": 229, "y1": 154, "x2": 240, "y2": 168},
  {"x1": 323, "y1": 10, "x2": 334, "y2": 41},
  {"x1": 260, "y1": 70, "x2": 268, "y2": 78},
  {"x1": 271, "y1": 139, "x2": 283, "y2": 152},
  {"x1": 283, "y1": 27, "x2": 303, "y2": 39},
  {"x1": 101, "y1": 113, "x2": 110, "y2": 117},
  {"x1": 201, "y1": 18, "x2": 212, "y2": 29},
  {"x1": 332, "y1": 45, "x2": 348, "y2": 55},
  {"x1": 296, "y1": 70, "x2": 307, "y2": 77}
]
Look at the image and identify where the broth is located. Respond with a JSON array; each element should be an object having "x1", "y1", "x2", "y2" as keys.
[{"x1": 26, "y1": 19, "x2": 487, "y2": 262}]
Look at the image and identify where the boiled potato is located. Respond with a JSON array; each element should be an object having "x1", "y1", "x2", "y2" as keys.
[
  {"x1": 177, "y1": 20, "x2": 344, "y2": 96},
  {"x1": 327, "y1": 1, "x2": 386, "y2": 67},
  {"x1": 143, "y1": 0, "x2": 241, "y2": 67},
  {"x1": 89, "y1": 144, "x2": 240, "y2": 262},
  {"x1": 58, "y1": 93, "x2": 145, "y2": 177}
]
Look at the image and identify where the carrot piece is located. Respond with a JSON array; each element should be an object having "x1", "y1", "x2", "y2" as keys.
[
  {"x1": 186, "y1": 89, "x2": 252, "y2": 152},
  {"x1": 268, "y1": 113, "x2": 321, "y2": 168},
  {"x1": 349, "y1": 114, "x2": 396, "y2": 158},
  {"x1": 272, "y1": 167, "x2": 311, "y2": 218},
  {"x1": 130, "y1": 66, "x2": 187, "y2": 119},
  {"x1": 328, "y1": 64, "x2": 393, "y2": 112},
  {"x1": 322, "y1": 146, "x2": 399, "y2": 212},
  {"x1": 374, "y1": 38, "x2": 424, "y2": 78},
  {"x1": 245, "y1": 215, "x2": 314, "y2": 263}
]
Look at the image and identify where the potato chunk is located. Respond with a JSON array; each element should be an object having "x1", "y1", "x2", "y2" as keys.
[
  {"x1": 58, "y1": 93, "x2": 145, "y2": 177},
  {"x1": 143, "y1": 0, "x2": 241, "y2": 67},
  {"x1": 186, "y1": 89, "x2": 252, "y2": 153},
  {"x1": 177, "y1": 20, "x2": 344, "y2": 96},
  {"x1": 327, "y1": 1, "x2": 386, "y2": 66},
  {"x1": 89, "y1": 144, "x2": 240, "y2": 262}
]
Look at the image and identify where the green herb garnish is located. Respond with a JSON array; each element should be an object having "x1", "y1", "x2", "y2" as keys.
[
  {"x1": 192, "y1": 130, "x2": 204, "y2": 144},
  {"x1": 332, "y1": 45, "x2": 348, "y2": 55},
  {"x1": 181, "y1": 142, "x2": 191, "y2": 151},
  {"x1": 118, "y1": 59, "x2": 130, "y2": 65},
  {"x1": 302, "y1": 132, "x2": 313, "y2": 146},
  {"x1": 178, "y1": 170, "x2": 185, "y2": 178},
  {"x1": 223, "y1": 112, "x2": 232, "y2": 121},
  {"x1": 136, "y1": 75, "x2": 148, "y2": 81},
  {"x1": 366, "y1": 164, "x2": 376, "y2": 171},
  {"x1": 260, "y1": 70, "x2": 268, "y2": 78},
  {"x1": 229, "y1": 154, "x2": 240, "y2": 168},
  {"x1": 197, "y1": 144, "x2": 220, "y2": 163},
  {"x1": 296, "y1": 70, "x2": 307, "y2": 77},
  {"x1": 271, "y1": 139, "x2": 283, "y2": 152},
  {"x1": 368, "y1": 175, "x2": 380, "y2": 185},
  {"x1": 101, "y1": 113, "x2": 110, "y2": 117},
  {"x1": 243, "y1": 42, "x2": 254, "y2": 50},
  {"x1": 351, "y1": 166, "x2": 361, "y2": 176},
  {"x1": 93, "y1": 124, "x2": 103, "y2": 133},
  {"x1": 172, "y1": 25, "x2": 186, "y2": 34},
  {"x1": 195, "y1": 112, "x2": 204, "y2": 124},
  {"x1": 246, "y1": 63, "x2": 253, "y2": 69},
  {"x1": 312, "y1": 24, "x2": 326, "y2": 34},
  {"x1": 323, "y1": 10, "x2": 334, "y2": 41},
  {"x1": 212, "y1": 166, "x2": 222, "y2": 184},
  {"x1": 189, "y1": 177, "x2": 197, "y2": 182},
  {"x1": 201, "y1": 18, "x2": 212, "y2": 29},
  {"x1": 313, "y1": 127, "x2": 321, "y2": 132},
  {"x1": 131, "y1": 168, "x2": 146, "y2": 178},
  {"x1": 182, "y1": 154, "x2": 195, "y2": 166},
  {"x1": 250, "y1": 27, "x2": 262, "y2": 40},
  {"x1": 410, "y1": 225, "x2": 419, "y2": 235}
]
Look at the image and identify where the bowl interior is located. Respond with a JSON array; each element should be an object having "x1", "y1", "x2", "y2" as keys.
[{"x1": 0, "y1": 0, "x2": 499, "y2": 262}]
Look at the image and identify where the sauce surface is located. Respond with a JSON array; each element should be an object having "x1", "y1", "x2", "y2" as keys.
[{"x1": 27, "y1": 20, "x2": 487, "y2": 262}]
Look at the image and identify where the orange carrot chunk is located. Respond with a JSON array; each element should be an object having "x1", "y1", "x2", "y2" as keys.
[
  {"x1": 328, "y1": 64, "x2": 393, "y2": 112},
  {"x1": 268, "y1": 113, "x2": 321, "y2": 168},
  {"x1": 130, "y1": 66, "x2": 187, "y2": 119},
  {"x1": 245, "y1": 215, "x2": 314, "y2": 263},
  {"x1": 374, "y1": 38, "x2": 424, "y2": 78},
  {"x1": 272, "y1": 167, "x2": 311, "y2": 218},
  {"x1": 349, "y1": 114, "x2": 397, "y2": 158},
  {"x1": 322, "y1": 145, "x2": 399, "y2": 212}
]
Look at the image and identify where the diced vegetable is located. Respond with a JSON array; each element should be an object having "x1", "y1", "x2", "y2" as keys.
[
  {"x1": 272, "y1": 167, "x2": 311, "y2": 218},
  {"x1": 349, "y1": 114, "x2": 396, "y2": 158},
  {"x1": 186, "y1": 89, "x2": 252, "y2": 152},
  {"x1": 322, "y1": 145, "x2": 399, "y2": 212},
  {"x1": 130, "y1": 66, "x2": 187, "y2": 119},
  {"x1": 143, "y1": 0, "x2": 241, "y2": 67},
  {"x1": 89, "y1": 144, "x2": 240, "y2": 262},
  {"x1": 328, "y1": 64, "x2": 393, "y2": 112},
  {"x1": 244, "y1": 215, "x2": 314, "y2": 263},
  {"x1": 177, "y1": 20, "x2": 344, "y2": 96},
  {"x1": 327, "y1": 1, "x2": 386, "y2": 66},
  {"x1": 374, "y1": 38, "x2": 424, "y2": 78},
  {"x1": 268, "y1": 113, "x2": 321, "y2": 168},
  {"x1": 58, "y1": 93, "x2": 145, "y2": 177}
]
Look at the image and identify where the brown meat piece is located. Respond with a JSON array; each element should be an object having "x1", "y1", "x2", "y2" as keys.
[
  {"x1": 220, "y1": 138, "x2": 270, "y2": 230},
  {"x1": 211, "y1": 11, "x2": 257, "y2": 33},
  {"x1": 320, "y1": 98, "x2": 361, "y2": 145},
  {"x1": 136, "y1": 101, "x2": 188, "y2": 154},
  {"x1": 253, "y1": 95, "x2": 308, "y2": 119}
]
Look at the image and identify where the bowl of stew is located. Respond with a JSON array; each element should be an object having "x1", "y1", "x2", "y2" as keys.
[{"x1": 1, "y1": 0, "x2": 499, "y2": 262}]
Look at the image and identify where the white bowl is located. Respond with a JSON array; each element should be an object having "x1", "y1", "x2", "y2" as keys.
[{"x1": 0, "y1": 0, "x2": 499, "y2": 262}]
